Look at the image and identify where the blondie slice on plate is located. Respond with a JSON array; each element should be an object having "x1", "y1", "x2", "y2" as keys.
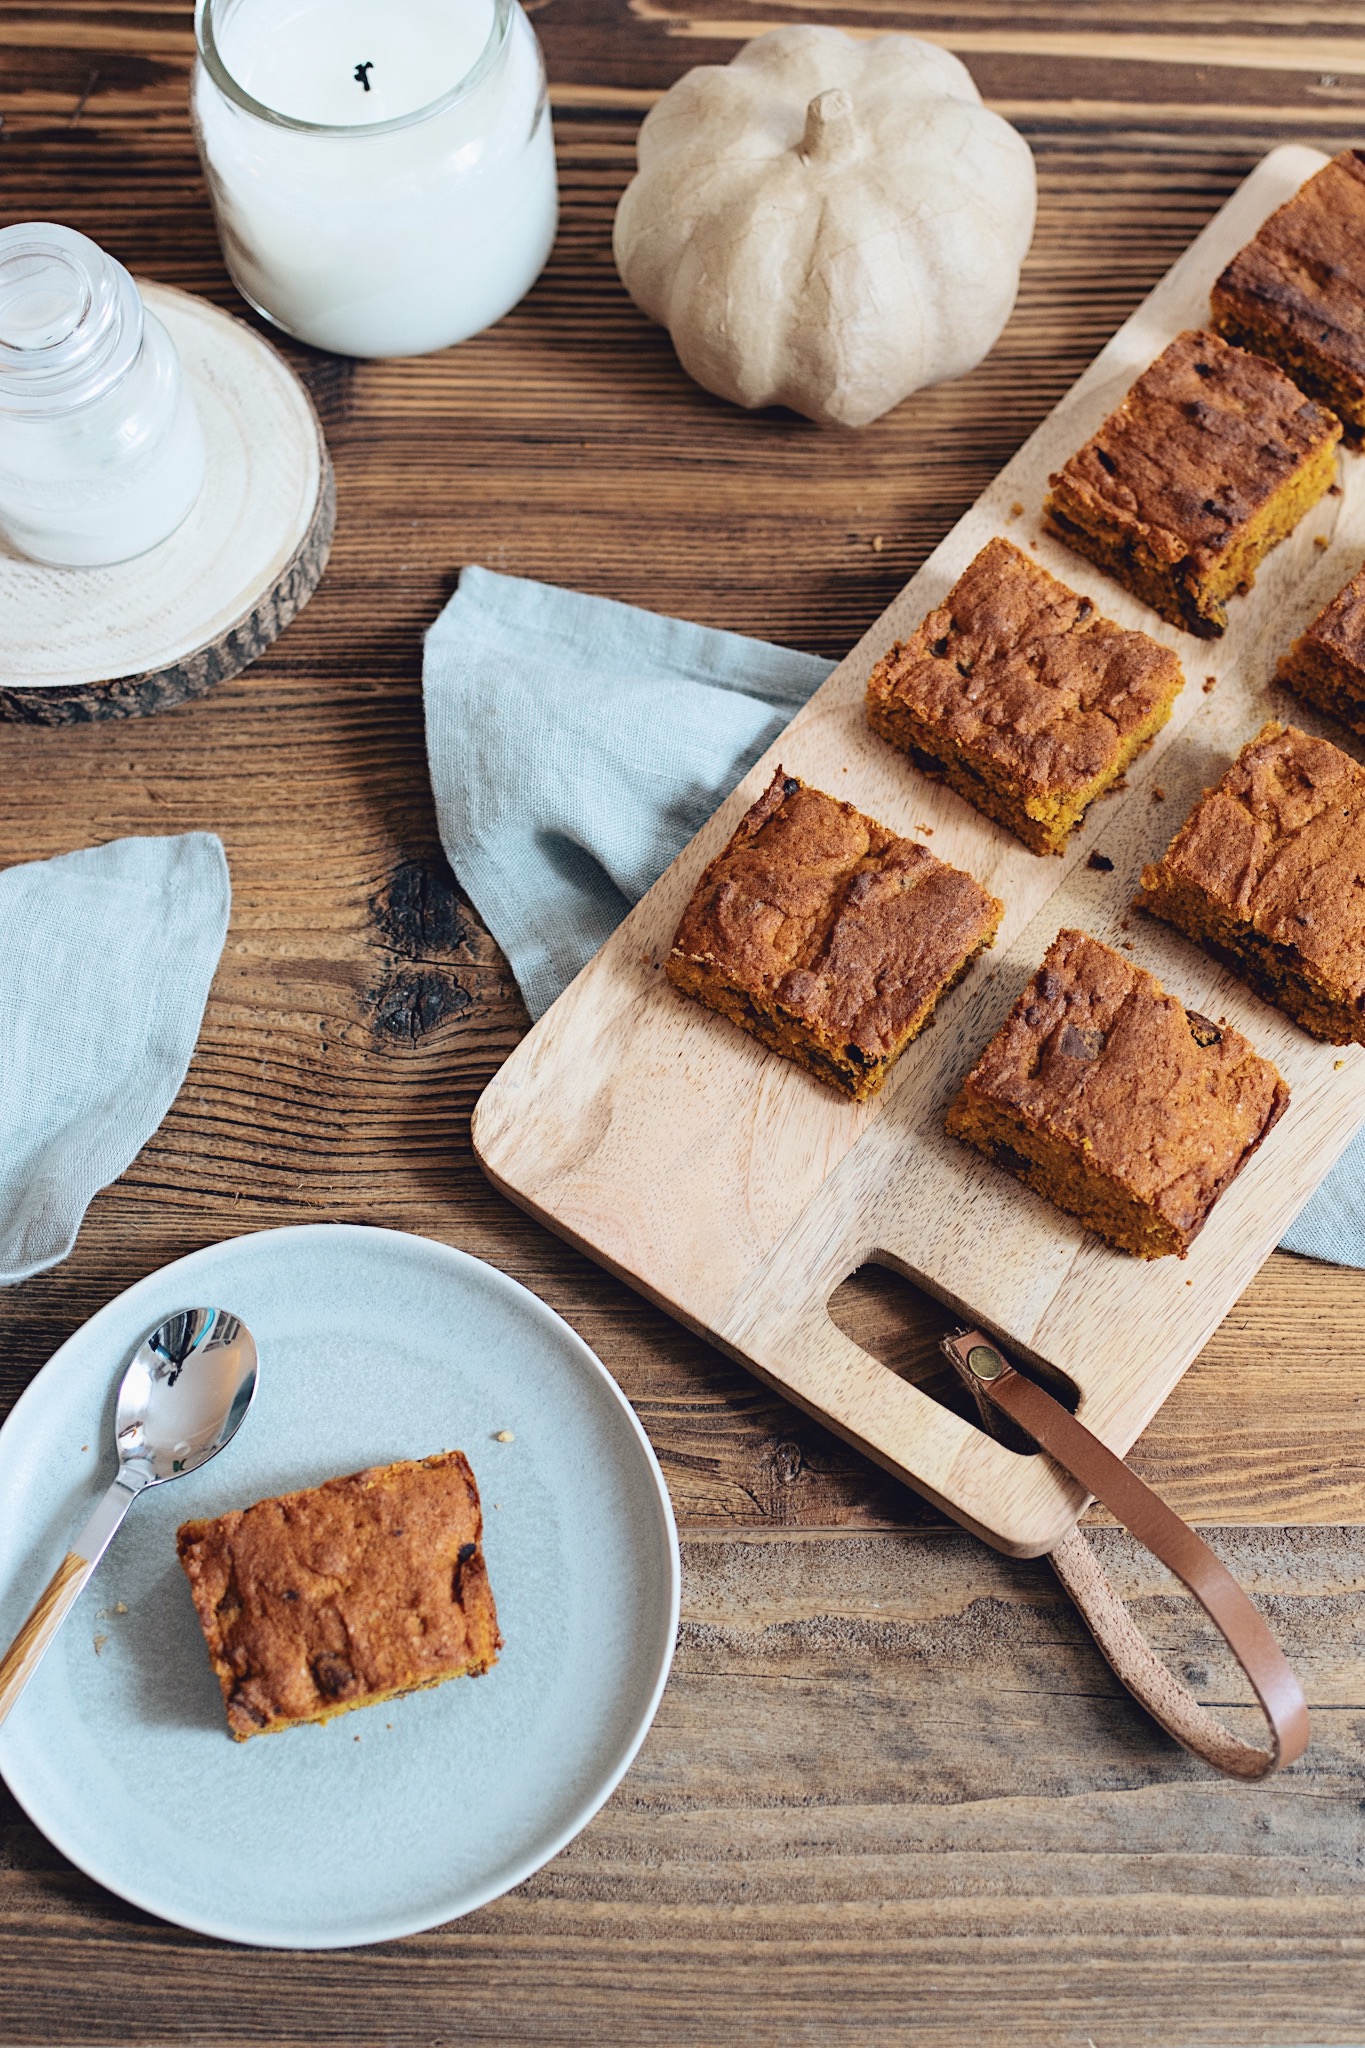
[{"x1": 177, "y1": 1450, "x2": 501, "y2": 1739}]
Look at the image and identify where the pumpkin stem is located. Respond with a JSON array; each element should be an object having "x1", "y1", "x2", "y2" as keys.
[{"x1": 799, "y1": 89, "x2": 855, "y2": 165}]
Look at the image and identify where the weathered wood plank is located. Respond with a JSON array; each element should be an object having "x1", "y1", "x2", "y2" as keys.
[{"x1": 2, "y1": 1529, "x2": 1364, "y2": 2043}]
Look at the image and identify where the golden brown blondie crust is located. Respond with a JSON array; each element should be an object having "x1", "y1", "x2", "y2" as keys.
[
  {"x1": 1277, "y1": 560, "x2": 1365, "y2": 734},
  {"x1": 1045, "y1": 329, "x2": 1341, "y2": 638},
  {"x1": 865, "y1": 537, "x2": 1184, "y2": 854},
  {"x1": 177, "y1": 1451, "x2": 501, "y2": 1740},
  {"x1": 946, "y1": 928, "x2": 1289, "y2": 1258},
  {"x1": 1212, "y1": 151, "x2": 1365, "y2": 439},
  {"x1": 666, "y1": 769, "x2": 1002, "y2": 1101},
  {"x1": 1137, "y1": 720, "x2": 1365, "y2": 1044}
]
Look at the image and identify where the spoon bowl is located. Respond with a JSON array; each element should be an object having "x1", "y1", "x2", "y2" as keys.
[
  {"x1": 0, "y1": 1305, "x2": 258, "y2": 1727},
  {"x1": 114, "y1": 1307, "x2": 257, "y2": 1483}
]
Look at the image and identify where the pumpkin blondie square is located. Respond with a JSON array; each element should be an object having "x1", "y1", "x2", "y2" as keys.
[
  {"x1": 1045, "y1": 328, "x2": 1340, "y2": 637},
  {"x1": 1277, "y1": 559, "x2": 1365, "y2": 734},
  {"x1": 666, "y1": 768, "x2": 1002, "y2": 1101},
  {"x1": 1211, "y1": 149, "x2": 1365, "y2": 439},
  {"x1": 946, "y1": 928, "x2": 1289, "y2": 1258},
  {"x1": 1138, "y1": 721, "x2": 1365, "y2": 1044},
  {"x1": 177, "y1": 1450, "x2": 501, "y2": 1739},
  {"x1": 865, "y1": 536, "x2": 1184, "y2": 854}
]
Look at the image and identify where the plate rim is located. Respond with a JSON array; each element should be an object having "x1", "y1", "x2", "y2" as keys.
[{"x1": 0, "y1": 1221, "x2": 682, "y2": 1949}]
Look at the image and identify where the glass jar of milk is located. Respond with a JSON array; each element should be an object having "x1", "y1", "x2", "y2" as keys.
[
  {"x1": 0, "y1": 223, "x2": 206, "y2": 568},
  {"x1": 192, "y1": 0, "x2": 558, "y2": 359}
]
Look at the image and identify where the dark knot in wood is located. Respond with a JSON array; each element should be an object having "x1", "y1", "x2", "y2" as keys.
[
  {"x1": 372, "y1": 969, "x2": 472, "y2": 1043},
  {"x1": 770, "y1": 1440, "x2": 804, "y2": 1486},
  {"x1": 369, "y1": 857, "x2": 468, "y2": 958}
]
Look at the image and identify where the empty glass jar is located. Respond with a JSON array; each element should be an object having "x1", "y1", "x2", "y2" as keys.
[{"x1": 0, "y1": 222, "x2": 206, "y2": 568}]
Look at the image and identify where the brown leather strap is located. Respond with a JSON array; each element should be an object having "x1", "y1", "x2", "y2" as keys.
[{"x1": 941, "y1": 1330, "x2": 1309, "y2": 1779}]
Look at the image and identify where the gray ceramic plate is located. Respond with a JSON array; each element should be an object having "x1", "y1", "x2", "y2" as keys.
[{"x1": 0, "y1": 1224, "x2": 680, "y2": 1948}]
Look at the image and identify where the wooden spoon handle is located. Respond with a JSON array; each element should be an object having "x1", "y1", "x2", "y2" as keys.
[{"x1": 0, "y1": 1550, "x2": 93, "y2": 1728}]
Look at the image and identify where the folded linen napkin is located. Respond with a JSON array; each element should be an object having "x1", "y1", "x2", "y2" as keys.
[
  {"x1": 424, "y1": 565, "x2": 834, "y2": 1023},
  {"x1": 423, "y1": 567, "x2": 1365, "y2": 1269},
  {"x1": 0, "y1": 833, "x2": 230, "y2": 1285}
]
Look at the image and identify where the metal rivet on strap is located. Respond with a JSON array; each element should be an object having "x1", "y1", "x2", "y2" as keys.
[{"x1": 967, "y1": 1343, "x2": 1006, "y2": 1381}]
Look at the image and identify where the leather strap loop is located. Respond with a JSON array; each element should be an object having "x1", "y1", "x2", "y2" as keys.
[{"x1": 941, "y1": 1330, "x2": 1309, "y2": 1779}]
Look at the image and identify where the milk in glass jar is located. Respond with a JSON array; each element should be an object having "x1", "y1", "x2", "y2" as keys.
[
  {"x1": 191, "y1": 0, "x2": 558, "y2": 359},
  {"x1": 0, "y1": 224, "x2": 206, "y2": 568}
]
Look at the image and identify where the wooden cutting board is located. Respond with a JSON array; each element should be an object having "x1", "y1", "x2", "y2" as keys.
[{"x1": 474, "y1": 143, "x2": 1365, "y2": 1558}]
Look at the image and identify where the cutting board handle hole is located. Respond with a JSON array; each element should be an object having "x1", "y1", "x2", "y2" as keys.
[{"x1": 826, "y1": 1257, "x2": 1081, "y2": 1457}]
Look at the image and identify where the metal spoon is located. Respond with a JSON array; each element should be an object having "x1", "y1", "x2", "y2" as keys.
[{"x1": 0, "y1": 1306, "x2": 258, "y2": 1728}]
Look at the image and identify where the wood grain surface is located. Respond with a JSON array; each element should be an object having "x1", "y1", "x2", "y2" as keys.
[{"x1": 5, "y1": 2, "x2": 1365, "y2": 2038}]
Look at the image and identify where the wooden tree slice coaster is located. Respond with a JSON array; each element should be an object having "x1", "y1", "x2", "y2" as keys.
[{"x1": 0, "y1": 284, "x2": 334, "y2": 725}]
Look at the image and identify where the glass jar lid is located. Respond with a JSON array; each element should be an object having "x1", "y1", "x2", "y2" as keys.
[{"x1": 0, "y1": 223, "x2": 144, "y2": 416}]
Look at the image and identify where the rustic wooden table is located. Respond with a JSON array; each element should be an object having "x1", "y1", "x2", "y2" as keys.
[{"x1": 5, "y1": 4, "x2": 1365, "y2": 2042}]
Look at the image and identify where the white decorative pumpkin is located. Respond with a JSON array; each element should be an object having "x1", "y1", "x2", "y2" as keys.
[{"x1": 613, "y1": 26, "x2": 1036, "y2": 428}]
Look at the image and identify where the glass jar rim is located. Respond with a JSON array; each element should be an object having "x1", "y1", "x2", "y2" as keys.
[
  {"x1": 0, "y1": 223, "x2": 144, "y2": 416},
  {"x1": 194, "y1": 0, "x2": 514, "y2": 137}
]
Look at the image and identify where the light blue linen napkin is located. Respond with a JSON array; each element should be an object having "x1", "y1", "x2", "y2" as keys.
[
  {"x1": 424, "y1": 564, "x2": 834, "y2": 1022},
  {"x1": 0, "y1": 833, "x2": 230, "y2": 1285},
  {"x1": 423, "y1": 566, "x2": 1365, "y2": 1269}
]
